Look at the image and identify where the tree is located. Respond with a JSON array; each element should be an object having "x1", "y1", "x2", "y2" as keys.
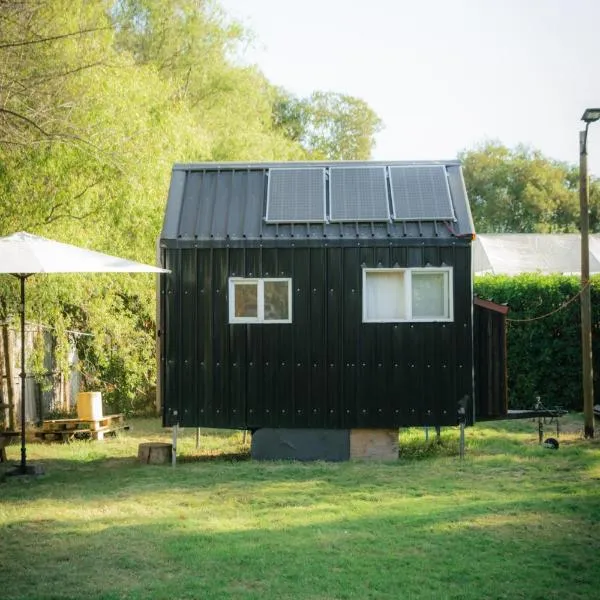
[
  {"x1": 0, "y1": 0, "x2": 384, "y2": 415},
  {"x1": 0, "y1": 0, "x2": 202, "y2": 413},
  {"x1": 272, "y1": 89, "x2": 383, "y2": 160},
  {"x1": 111, "y1": 0, "x2": 306, "y2": 161},
  {"x1": 459, "y1": 142, "x2": 600, "y2": 233},
  {"x1": 0, "y1": 0, "x2": 113, "y2": 147}
]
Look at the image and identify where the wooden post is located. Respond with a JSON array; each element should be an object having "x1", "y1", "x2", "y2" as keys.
[{"x1": 172, "y1": 422, "x2": 178, "y2": 467}]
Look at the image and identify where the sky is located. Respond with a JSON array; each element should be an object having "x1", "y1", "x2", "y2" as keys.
[{"x1": 219, "y1": 0, "x2": 600, "y2": 175}]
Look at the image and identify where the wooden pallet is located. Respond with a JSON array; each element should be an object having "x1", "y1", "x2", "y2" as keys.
[{"x1": 35, "y1": 414, "x2": 125, "y2": 442}]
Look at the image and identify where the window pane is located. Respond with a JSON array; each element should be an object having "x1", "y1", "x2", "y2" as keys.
[
  {"x1": 264, "y1": 280, "x2": 290, "y2": 320},
  {"x1": 234, "y1": 283, "x2": 258, "y2": 318},
  {"x1": 365, "y1": 271, "x2": 405, "y2": 320},
  {"x1": 412, "y1": 272, "x2": 446, "y2": 318}
]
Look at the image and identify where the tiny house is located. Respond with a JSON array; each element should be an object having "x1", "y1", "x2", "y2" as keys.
[{"x1": 158, "y1": 161, "x2": 504, "y2": 458}]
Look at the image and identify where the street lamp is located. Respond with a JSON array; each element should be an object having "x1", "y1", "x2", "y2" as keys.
[{"x1": 580, "y1": 108, "x2": 600, "y2": 438}]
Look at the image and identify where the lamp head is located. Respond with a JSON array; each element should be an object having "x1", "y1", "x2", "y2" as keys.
[{"x1": 582, "y1": 108, "x2": 600, "y2": 123}]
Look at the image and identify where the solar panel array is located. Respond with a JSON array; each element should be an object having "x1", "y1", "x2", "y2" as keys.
[
  {"x1": 329, "y1": 167, "x2": 390, "y2": 222},
  {"x1": 266, "y1": 168, "x2": 326, "y2": 223},
  {"x1": 389, "y1": 165, "x2": 455, "y2": 221},
  {"x1": 265, "y1": 165, "x2": 456, "y2": 223}
]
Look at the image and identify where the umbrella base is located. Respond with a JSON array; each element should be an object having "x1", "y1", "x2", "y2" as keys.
[{"x1": 5, "y1": 463, "x2": 45, "y2": 477}]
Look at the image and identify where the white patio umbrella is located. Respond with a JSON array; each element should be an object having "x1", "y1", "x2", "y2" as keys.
[{"x1": 0, "y1": 232, "x2": 169, "y2": 475}]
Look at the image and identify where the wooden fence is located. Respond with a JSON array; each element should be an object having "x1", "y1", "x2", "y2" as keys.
[{"x1": 0, "y1": 321, "x2": 80, "y2": 429}]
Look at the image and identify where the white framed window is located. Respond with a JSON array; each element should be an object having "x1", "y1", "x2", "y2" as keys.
[
  {"x1": 362, "y1": 267, "x2": 453, "y2": 322},
  {"x1": 229, "y1": 278, "x2": 292, "y2": 324}
]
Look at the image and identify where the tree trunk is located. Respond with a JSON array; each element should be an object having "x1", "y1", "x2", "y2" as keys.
[{"x1": 1, "y1": 320, "x2": 16, "y2": 430}]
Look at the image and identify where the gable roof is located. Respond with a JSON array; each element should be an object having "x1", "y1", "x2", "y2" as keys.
[{"x1": 161, "y1": 161, "x2": 475, "y2": 247}]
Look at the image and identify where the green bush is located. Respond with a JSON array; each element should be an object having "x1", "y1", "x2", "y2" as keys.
[{"x1": 474, "y1": 274, "x2": 600, "y2": 411}]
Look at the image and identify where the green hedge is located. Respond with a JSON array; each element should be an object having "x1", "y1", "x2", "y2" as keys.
[{"x1": 474, "y1": 274, "x2": 600, "y2": 411}]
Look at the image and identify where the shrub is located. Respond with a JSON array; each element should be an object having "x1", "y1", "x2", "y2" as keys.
[{"x1": 474, "y1": 274, "x2": 600, "y2": 411}]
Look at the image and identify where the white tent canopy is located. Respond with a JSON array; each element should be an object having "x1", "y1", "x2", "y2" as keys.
[{"x1": 473, "y1": 233, "x2": 600, "y2": 275}]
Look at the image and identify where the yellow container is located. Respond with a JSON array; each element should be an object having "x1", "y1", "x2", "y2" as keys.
[{"x1": 77, "y1": 392, "x2": 103, "y2": 421}]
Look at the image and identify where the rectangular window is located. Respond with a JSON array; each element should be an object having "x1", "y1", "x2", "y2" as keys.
[
  {"x1": 229, "y1": 278, "x2": 292, "y2": 324},
  {"x1": 362, "y1": 268, "x2": 452, "y2": 322}
]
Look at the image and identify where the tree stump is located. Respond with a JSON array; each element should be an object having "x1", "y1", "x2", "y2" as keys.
[{"x1": 137, "y1": 442, "x2": 172, "y2": 465}]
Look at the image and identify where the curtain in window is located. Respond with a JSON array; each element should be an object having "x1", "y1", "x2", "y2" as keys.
[
  {"x1": 234, "y1": 283, "x2": 258, "y2": 318},
  {"x1": 365, "y1": 271, "x2": 405, "y2": 320},
  {"x1": 412, "y1": 273, "x2": 445, "y2": 318}
]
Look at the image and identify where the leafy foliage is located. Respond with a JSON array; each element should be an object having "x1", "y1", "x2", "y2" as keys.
[
  {"x1": 474, "y1": 274, "x2": 600, "y2": 410},
  {"x1": 272, "y1": 88, "x2": 383, "y2": 159},
  {"x1": 0, "y1": 0, "x2": 382, "y2": 415},
  {"x1": 461, "y1": 141, "x2": 600, "y2": 233}
]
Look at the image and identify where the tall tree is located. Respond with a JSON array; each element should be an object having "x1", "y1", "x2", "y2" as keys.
[
  {"x1": 272, "y1": 89, "x2": 383, "y2": 160},
  {"x1": 111, "y1": 0, "x2": 305, "y2": 161},
  {"x1": 459, "y1": 142, "x2": 600, "y2": 233},
  {"x1": 0, "y1": 0, "x2": 383, "y2": 414}
]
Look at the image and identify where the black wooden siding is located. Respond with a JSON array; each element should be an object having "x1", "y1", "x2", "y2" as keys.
[
  {"x1": 473, "y1": 298, "x2": 509, "y2": 421},
  {"x1": 160, "y1": 240, "x2": 473, "y2": 429}
]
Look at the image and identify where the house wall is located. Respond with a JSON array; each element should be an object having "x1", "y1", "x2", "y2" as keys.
[{"x1": 160, "y1": 240, "x2": 473, "y2": 429}]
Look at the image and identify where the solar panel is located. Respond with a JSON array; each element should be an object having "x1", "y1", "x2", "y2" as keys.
[
  {"x1": 389, "y1": 165, "x2": 455, "y2": 221},
  {"x1": 266, "y1": 168, "x2": 326, "y2": 223},
  {"x1": 329, "y1": 167, "x2": 390, "y2": 222}
]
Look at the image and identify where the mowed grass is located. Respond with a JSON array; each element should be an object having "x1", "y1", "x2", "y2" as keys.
[{"x1": 1, "y1": 416, "x2": 599, "y2": 600}]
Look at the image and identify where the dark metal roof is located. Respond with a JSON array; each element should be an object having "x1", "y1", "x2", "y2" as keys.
[{"x1": 161, "y1": 161, "x2": 475, "y2": 246}]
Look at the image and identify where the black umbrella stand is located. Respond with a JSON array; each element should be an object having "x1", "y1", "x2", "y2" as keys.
[{"x1": 7, "y1": 274, "x2": 43, "y2": 477}]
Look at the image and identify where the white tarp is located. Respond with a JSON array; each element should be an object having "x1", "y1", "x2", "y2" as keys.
[{"x1": 473, "y1": 233, "x2": 600, "y2": 275}]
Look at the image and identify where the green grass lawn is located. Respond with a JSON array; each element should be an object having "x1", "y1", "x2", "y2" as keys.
[{"x1": 1, "y1": 416, "x2": 599, "y2": 600}]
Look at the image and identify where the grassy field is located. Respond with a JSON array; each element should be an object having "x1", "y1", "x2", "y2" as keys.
[{"x1": 0, "y1": 416, "x2": 599, "y2": 600}]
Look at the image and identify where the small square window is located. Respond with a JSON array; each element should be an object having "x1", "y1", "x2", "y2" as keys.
[
  {"x1": 234, "y1": 282, "x2": 258, "y2": 318},
  {"x1": 229, "y1": 278, "x2": 292, "y2": 324},
  {"x1": 412, "y1": 272, "x2": 447, "y2": 319},
  {"x1": 363, "y1": 270, "x2": 406, "y2": 321},
  {"x1": 363, "y1": 268, "x2": 452, "y2": 322},
  {"x1": 264, "y1": 280, "x2": 291, "y2": 321}
]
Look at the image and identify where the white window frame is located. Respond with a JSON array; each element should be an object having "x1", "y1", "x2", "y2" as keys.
[
  {"x1": 362, "y1": 267, "x2": 453, "y2": 323},
  {"x1": 228, "y1": 277, "x2": 293, "y2": 324}
]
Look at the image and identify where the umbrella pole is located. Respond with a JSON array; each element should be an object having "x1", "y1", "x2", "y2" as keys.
[
  {"x1": 7, "y1": 274, "x2": 40, "y2": 477},
  {"x1": 19, "y1": 275, "x2": 27, "y2": 473}
]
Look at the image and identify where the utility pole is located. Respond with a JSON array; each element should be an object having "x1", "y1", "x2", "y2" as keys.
[
  {"x1": 580, "y1": 128, "x2": 594, "y2": 438},
  {"x1": 580, "y1": 108, "x2": 600, "y2": 438}
]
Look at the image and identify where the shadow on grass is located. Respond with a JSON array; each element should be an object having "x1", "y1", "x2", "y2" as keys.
[
  {"x1": 0, "y1": 450, "x2": 251, "y2": 485},
  {"x1": 1, "y1": 488, "x2": 599, "y2": 600},
  {"x1": 178, "y1": 451, "x2": 250, "y2": 463}
]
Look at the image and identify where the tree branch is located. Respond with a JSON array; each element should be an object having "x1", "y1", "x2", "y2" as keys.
[
  {"x1": 43, "y1": 178, "x2": 104, "y2": 225},
  {"x1": 0, "y1": 107, "x2": 51, "y2": 136},
  {"x1": 0, "y1": 26, "x2": 112, "y2": 50},
  {"x1": 42, "y1": 207, "x2": 100, "y2": 225},
  {"x1": 27, "y1": 61, "x2": 107, "y2": 83}
]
